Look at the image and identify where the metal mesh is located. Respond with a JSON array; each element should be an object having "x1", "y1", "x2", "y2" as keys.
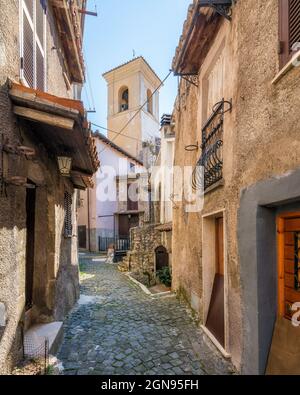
[
  {"x1": 23, "y1": 10, "x2": 34, "y2": 88},
  {"x1": 36, "y1": 45, "x2": 45, "y2": 91},
  {"x1": 36, "y1": 0, "x2": 45, "y2": 45},
  {"x1": 24, "y1": 0, "x2": 34, "y2": 19},
  {"x1": 23, "y1": 333, "x2": 49, "y2": 375}
]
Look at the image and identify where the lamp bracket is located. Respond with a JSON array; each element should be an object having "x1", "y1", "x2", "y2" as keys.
[{"x1": 199, "y1": 0, "x2": 233, "y2": 21}]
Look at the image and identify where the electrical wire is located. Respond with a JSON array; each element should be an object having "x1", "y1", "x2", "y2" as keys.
[
  {"x1": 98, "y1": 70, "x2": 172, "y2": 154},
  {"x1": 91, "y1": 122, "x2": 144, "y2": 143},
  {"x1": 92, "y1": 122, "x2": 159, "y2": 144}
]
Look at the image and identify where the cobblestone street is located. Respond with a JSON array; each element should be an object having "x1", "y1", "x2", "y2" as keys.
[{"x1": 58, "y1": 256, "x2": 234, "y2": 375}]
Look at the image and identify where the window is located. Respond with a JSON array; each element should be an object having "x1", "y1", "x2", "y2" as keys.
[
  {"x1": 127, "y1": 182, "x2": 138, "y2": 211},
  {"x1": 129, "y1": 162, "x2": 135, "y2": 172},
  {"x1": 20, "y1": 0, "x2": 47, "y2": 91},
  {"x1": 64, "y1": 192, "x2": 73, "y2": 238},
  {"x1": 147, "y1": 89, "x2": 153, "y2": 114},
  {"x1": 279, "y1": 0, "x2": 300, "y2": 69},
  {"x1": 119, "y1": 86, "x2": 129, "y2": 112}
]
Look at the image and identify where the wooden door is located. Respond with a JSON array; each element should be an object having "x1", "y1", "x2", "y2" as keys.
[
  {"x1": 266, "y1": 213, "x2": 300, "y2": 374},
  {"x1": 25, "y1": 187, "x2": 36, "y2": 311},
  {"x1": 278, "y1": 215, "x2": 300, "y2": 319},
  {"x1": 119, "y1": 215, "x2": 129, "y2": 237},
  {"x1": 206, "y1": 217, "x2": 225, "y2": 347}
]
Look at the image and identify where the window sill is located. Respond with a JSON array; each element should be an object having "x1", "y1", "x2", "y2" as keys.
[
  {"x1": 204, "y1": 179, "x2": 224, "y2": 195},
  {"x1": 272, "y1": 50, "x2": 300, "y2": 85}
]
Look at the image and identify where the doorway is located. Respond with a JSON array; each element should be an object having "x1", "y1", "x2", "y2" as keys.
[
  {"x1": 118, "y1": 214, "x2": 139, "y2": 237},
  {"x1": 25, "y1": 186, "x2": 36, "y2": 311},
  {"x1": 155, "y1": 246, "x2": 169, "y2": 271},
  {"x1": 266, "y1": 212, "x2": 300, "y2": 374},
  {"x1": 277, "y1": 214, "x2": 300, "y2": 319},
  {"x1": 205, "y1": 217, "x2": 225, "y2": 347}
]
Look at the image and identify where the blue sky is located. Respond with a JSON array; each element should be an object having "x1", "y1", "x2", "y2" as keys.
[{"x1": 82, "y1": 0, "x2": 191, "y2": 133}]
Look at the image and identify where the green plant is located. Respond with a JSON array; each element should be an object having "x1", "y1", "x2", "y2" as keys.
[{"x1": 157, "y1": 266, "x2": 172, "y2": 287}]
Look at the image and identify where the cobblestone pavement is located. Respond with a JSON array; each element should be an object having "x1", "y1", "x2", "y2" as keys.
[{"x1": 58, "y1": 256, "x2": 235, "y2": 375}]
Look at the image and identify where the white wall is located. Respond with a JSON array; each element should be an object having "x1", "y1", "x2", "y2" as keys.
[{"x1": 96, "y1": 139, "x2": 145, "y2": 238}]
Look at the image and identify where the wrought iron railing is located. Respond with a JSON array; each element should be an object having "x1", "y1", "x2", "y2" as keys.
[
  {"x1": 192, "y1": 99, "x2": 232, "y2": 191},
  {"x1": 98, "y1": 236, "x2": 130, "y2": 252}
]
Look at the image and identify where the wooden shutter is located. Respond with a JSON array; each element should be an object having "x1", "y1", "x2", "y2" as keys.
[
  {"x1": 35, "y1": 0, "x2": 46, "y2": 91},
  {"x1": 64, "y1": 192, "x2": 73, "y2": 238},
  {"x1": 22, "y1": 5, "x2": 34, "y2": 88},
  {"x1": 21, "y1": 0, "x2": 46, "y2": 90},
  {"x1": 279, "y1": 0, "x2": 300, "y2": 69}
]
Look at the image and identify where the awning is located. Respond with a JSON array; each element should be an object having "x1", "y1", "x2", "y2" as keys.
[{"x1": 9, "y1": 80, "x2": 100, "y2": 190}]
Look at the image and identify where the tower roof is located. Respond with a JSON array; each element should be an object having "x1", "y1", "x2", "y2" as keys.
[{"x1": 102, "y1": 56, "x2": 162, "y2": 85}]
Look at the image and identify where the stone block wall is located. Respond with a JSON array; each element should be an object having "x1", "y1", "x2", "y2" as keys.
[
  {"x1": 0, "y1": 1, "x2": 80, "y2": 373},
  {"x1": 121, "y1": 224, "x2": 162, "y2": 286}
]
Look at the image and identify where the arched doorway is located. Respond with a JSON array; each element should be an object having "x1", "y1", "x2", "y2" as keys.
[{"x1": 155, "y1": 245, "x2": 169, "y2": 271}]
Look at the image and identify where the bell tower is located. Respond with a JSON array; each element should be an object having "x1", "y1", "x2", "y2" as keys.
[{"x1": 103, "y1": 57, "x2": 161, "y2": 159}]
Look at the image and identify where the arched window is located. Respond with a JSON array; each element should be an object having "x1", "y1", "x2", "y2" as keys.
[
  {"x1": 119, "y1": 87, "x2": 129, "y2": 112},
  {"x1": 147, "y1": 89, "x2": 153, "y2": 114}
]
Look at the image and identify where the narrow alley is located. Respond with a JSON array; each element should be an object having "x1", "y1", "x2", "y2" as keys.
[{"x1": 58, "y1": 256, "x2": 234, "y2": 376}]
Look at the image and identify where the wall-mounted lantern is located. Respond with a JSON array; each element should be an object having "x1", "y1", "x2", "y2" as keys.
[{"x1": 57, "y1": 156, "x2": 72, "y2": 177}]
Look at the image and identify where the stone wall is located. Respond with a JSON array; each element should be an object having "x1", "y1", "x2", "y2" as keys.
[
  {"x1": 171, "y1": 0, "x2": 300, "y2": 373},
  {"x1": 0, "y1": 2, "x2": 80, "y2": 373},
  {"x1": 121, "y1": 224, "x2": 172, "y2": 286}
]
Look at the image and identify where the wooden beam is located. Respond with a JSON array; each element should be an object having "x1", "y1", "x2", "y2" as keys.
[
  {"x1": 71, "y1": 169, "x2": 94, "y2": 178},
  {"x1": 78, "y1": 9, "x2": 98, "y2": 17},
  {"x1": 13, "y1": 106, "x2": 75, "y2": 130},
  {"x1": 10, "y1": 89, "x2": 80, "y2": 120}
]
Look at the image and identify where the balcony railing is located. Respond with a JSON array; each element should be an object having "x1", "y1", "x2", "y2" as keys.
[{"x1": 193, "y1": 99, "x2": 231, "y2": 191}]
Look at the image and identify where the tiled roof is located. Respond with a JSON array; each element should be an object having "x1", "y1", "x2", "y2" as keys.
[
  {"x1": 155, "y1": 222, "x2": 173, "y2": 232},
  {"x1": 8, "y1": 80, "x2": 100, "y2": 189},
  {"x1": 102, "y1": 56, "x2": 162, "y2": 83},
  {"x1": 93, "y1": 131, "x2": 144, "y2": 166}
]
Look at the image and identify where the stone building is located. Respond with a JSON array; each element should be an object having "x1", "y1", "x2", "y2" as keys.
[
  {"x1": 0, "y1": 0, "x2": 99, "y2": 373},
  {"x1": 78, "y1": 57, "x2": 162, "y2": 254},
  {"x1": 77, "y1": 131, "x2": 146, "y2": 253},
  {"x1": 171, "y1": 0, "x2": 300, "y2": 375},
  {"x1": 103, "y1": 56, "x2": 161, "y2": 164},
  {"x1": 120, "y1": 114, "x2": 176, "y2": 285}
]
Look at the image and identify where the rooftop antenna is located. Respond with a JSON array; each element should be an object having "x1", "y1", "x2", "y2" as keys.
[{"x1": 133, "y1": 49, "x2": 136, "y2": 59}]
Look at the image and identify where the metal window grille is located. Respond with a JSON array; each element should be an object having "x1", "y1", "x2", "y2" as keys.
[
  {"x1": 23, "y1": 9, "x2": 34, "y2": 88},
  {"x1": 279, "y1": 0, "x2": 300, "y2": 68},
  {"x1": 289, "y1": 0, "x2": 300, "y2": 52},
  {"x1": 193, "y1": 99, "x2": 231, "y2": 191},
  {"x1": 21, "y1": 0, "x2": 46, "y2": 90},
  {"x1": 64, "y1": 192, "x2": 73, "y2": 238}
]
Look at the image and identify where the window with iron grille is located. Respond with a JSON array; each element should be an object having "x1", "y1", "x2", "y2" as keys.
[
  {"x1": 193, "y1": 100, "x2": 225, "y2": 191},
  {"x1": 20, "y1": 0, "x2": 47, "y2": 91},
  {"x1": 279, "y1": 0, "x2": 300, "y2": 69},
  {"x1": 64, "y1": 192, "x2": 73, "y2": 238}
]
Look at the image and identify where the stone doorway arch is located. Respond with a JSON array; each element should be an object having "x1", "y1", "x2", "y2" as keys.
[{"x1": 155, "y1": 245, "x2": 169, "y2": 271}]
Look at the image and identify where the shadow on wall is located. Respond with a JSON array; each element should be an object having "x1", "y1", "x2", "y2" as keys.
[{"x1": 54, "y1": 235, "x2": 80, "y2": 321}]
